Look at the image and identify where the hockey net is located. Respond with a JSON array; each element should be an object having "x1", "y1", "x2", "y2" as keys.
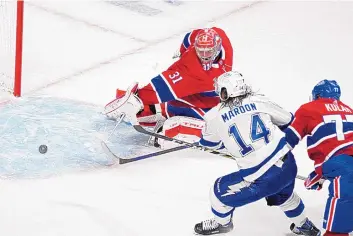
[{"x1": 0, "y1": 0, "x2": 23, "y2": 97}]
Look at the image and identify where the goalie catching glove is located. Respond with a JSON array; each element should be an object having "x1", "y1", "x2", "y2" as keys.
[{"x1": 104, "y1": 82, "x2": 144, "y2": 124}]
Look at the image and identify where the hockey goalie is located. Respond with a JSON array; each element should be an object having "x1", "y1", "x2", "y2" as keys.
[{"x1": 103, "y1": 27, "x2": 234, "y2": 148}]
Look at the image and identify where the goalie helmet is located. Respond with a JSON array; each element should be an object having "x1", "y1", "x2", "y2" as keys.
[
  {"x1": 195, "y1": 28, "x2": 222, "y2": 71},
  {"x1": 214, "y1": 71, "x2": 250, "y2": 101}
]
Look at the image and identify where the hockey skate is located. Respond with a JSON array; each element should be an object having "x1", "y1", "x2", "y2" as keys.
[
  {"x1": 290, "y1": 218, "x2": 321, "y2": 236},
  {"x1": 194, "y1": 219, "x2": 233, "y2": 235}
]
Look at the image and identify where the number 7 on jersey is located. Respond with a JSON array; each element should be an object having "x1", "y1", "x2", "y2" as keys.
[{"x1": 323, "y1": 114, "x2": 353, "y2": 141}]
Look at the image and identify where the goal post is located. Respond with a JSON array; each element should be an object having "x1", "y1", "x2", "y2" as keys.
[
  {"x1": 0, "y1": 0, "x2": 24, "y2": 97},
  {"x1": 14, "y1": 0, "x2": 24, "y2": 97}
]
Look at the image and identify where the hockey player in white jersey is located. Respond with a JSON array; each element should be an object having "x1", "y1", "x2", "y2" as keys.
[{"x1": 194, "y1": 71, "x2": 321, "y2": 235}]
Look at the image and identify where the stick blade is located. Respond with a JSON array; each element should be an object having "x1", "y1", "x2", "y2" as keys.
[
  {"x1": 101, "y1": 141, "x2": 148, "y2": 165},
  {"x1": 100, "y1": 141, "x2": 123, "y2": 165}
]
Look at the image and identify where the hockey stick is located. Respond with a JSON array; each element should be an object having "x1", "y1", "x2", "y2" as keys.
[
  {"x1": 101, "y1": 141, "x2": 190, "y2": 164},
  {"x1": 295, "y1": 175, "x2": 306, "y2": 181},
  {"x1": 106, "y1": 114, "x2": 125, "y2": 142},
  {"x1": 133, "y1": 125, "x2": 232, "y2": 157},
  {"x1": 100, "y1": 124, "x2": 230, "y2": 165},
  {"x1": 133, "y1": 125, "x2": 308, "y2": 181}
]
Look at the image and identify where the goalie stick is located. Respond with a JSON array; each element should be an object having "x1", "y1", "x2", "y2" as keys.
[
  {"x1": 133, "y1": 124, "x2": 232, "y2": 157},
  {"x1": 100, "y1": 123, "x2": 230, "y2": 165},
  {"x1": 132, "y1": 125, "x2": 307, "y2": 181}
]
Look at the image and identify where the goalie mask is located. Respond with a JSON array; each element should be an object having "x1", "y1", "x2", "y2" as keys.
[
  {"x1": 195, "y1": 28, "x2": 222, "y2": 71},
  {"x1": 214, "y1": 71, "x2": 250, "y2": 101}
]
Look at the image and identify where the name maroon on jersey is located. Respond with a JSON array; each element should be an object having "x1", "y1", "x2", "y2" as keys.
[
  {"x1": 285, "y1": 98, "x2": 353, "y2": 175},
  {"x1": 136, "y1": 27, "x2": 233, "y2": 109}
]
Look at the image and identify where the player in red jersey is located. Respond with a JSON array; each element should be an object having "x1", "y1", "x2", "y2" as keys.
[
  {"x1": 135, "y1": 27, "x2": 233, "y2": 118},
  {"x1": 105, "y1": 27, "x2": 233, "y2": 122},
  {"x1": 103, "y1": 27, "x2": 233, "y2": 146},
  {"x1": 284, "y1": 80, "x2": 353, "y2": 236}
]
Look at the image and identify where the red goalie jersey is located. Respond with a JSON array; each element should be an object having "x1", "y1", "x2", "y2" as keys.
[
  {"x1": 285, "y1": 98, "x2": 353, "y2": 176},
  {"x1": 137, "y1": 27, "x2": 233, "y2": 111}
]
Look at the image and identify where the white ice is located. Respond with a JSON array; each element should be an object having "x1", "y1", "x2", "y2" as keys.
[{"x1": 0, "y1": 1, "x2": 353, "y2": 236}]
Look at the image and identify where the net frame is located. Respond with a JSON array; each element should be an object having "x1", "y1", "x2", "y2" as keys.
[
  {"x1": 14, "y1": 0, "x2": 24, "y2": 97},
  {"x1": 0, "y1": 0, "x2": 23, "y2": 97}
]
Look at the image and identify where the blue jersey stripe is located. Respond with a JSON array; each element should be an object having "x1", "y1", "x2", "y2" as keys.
[
  {"x1": 167, "y1": 104, "x2": 204, "y2": 119},
  {"x1": 307, "y1": 122, "x2": 353, "y2": 147},
  {"x1": 199, "y1": 137, "x2": 221, "y2": 148},
  {"x1": 199, "y1": 91, "x2": 219, "y2": 97},
  {"x1": 151, "y1": 75, "x2": 175, "y2": 103},
  {"x1": 182, "y1": 32, "x2": 191, "y2": 49},
  {"x1": 239, "y1": 138, "x2": 287, "y2": 178},
  {"x1": 285, "y1": 127, "x2": 300, "y2": 148}
]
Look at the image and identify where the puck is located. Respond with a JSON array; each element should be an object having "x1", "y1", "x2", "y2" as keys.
[{"x1": 39, "y1": 145, "x2": 48, "y2": 154}]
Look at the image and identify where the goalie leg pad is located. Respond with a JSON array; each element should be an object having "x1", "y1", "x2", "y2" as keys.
[
  {"x1": 137, "y1": 104, "x2": 167, "y2": 126},
  {"x1": 157, "y1": 116, "x2": 205, "y2": 149}
]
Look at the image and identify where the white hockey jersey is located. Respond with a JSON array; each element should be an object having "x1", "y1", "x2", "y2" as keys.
[{"x1": 200, "y1": 94, "x2": 293, "y2": 182}]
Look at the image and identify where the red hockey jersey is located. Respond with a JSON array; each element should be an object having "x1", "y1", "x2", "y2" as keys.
[
  {"x1": 137, "y1": 27, "x2": 233, "y2": 109},
  {"x1": 285, "y1": 98, "x2": 353, "y2": 175}
]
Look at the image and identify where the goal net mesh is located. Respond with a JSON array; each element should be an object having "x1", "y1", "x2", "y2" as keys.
[{"x1": 0, "y1": 1, "x2": 17, "y2": 94}]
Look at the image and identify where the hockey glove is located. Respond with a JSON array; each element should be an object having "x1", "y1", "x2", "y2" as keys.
[
  {"x1": 304, "y1": 171, "x2": 324, "y2": 191},
  {"x1": 104, "y1": 82, "x2": 143, "y2": 124}
]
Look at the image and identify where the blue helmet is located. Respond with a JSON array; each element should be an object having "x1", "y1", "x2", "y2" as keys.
[{"x1": 311, "y1": 79, "x2": 341, "y2": 101}]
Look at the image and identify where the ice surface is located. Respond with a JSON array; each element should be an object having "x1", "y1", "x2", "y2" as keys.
[
  {"x1": 0, "y1": 1, "x2": 353, "y2": 236},
  {"x1": 0, "y1": 96, "x2": 156, "y2": 179}
]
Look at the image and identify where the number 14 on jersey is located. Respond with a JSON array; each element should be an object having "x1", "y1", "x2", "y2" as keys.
[{"x1": 229, "y1": 114, "x2": 270, "y2": 156}]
